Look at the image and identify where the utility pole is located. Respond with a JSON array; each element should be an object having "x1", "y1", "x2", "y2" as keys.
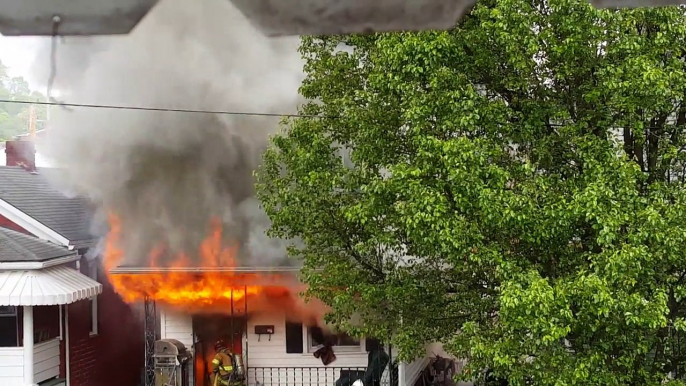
[
  {"x1": 28, "y1": 104, "x2": 36, "y2": 139},
  {"x1": 46, "y1": 93, "x2": 51, "y2": 123}
]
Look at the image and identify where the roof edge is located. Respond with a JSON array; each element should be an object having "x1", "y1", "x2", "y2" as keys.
[
  {"x1": 0, "y1": 197, "x2": 71, "y2": 247},
  {"x1": 109, "y1": 266, "x2": 304, "y2": 275},
  {"x1": 0, "y1": 255, "x2": 79, "y2": 271}
]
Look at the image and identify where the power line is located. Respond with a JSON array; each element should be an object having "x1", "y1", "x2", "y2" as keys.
[
  {"x1": 0, "y1": 98, "x2": 673, "y2": 133},
  {"x1": 0, "y1": 98, "x2": 325, "y2": 119}
]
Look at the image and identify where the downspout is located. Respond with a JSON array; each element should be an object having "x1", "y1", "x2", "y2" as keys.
[
  {"x1": 58, "y1": 305, "x2": 63, "y2": 341},
  {"x1": 65, "y1": 305, "x2": 71, "y2": 386}
]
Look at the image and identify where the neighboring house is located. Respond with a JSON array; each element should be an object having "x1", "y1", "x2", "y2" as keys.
[
  {"x1": 0, "y1": 227, "x2": 100, "y2": 386},
  {"x1": 0, "y1": 142, "x2": 144, "y2": 386}
]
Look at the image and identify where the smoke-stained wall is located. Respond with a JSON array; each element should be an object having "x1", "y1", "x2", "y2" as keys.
[{"x1": 39, "y1": 0, "x2": 305, "y2": 268}]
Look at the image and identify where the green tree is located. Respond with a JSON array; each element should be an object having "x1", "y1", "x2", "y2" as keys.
[
  {"x1": 0, "y1": 60, "x2": 47, "y2": 141},
  {"x1": 256, "y1": 0, "x2": 686, "y2": 385}
]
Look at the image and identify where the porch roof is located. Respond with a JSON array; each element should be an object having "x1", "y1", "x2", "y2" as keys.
[
  {"x1": 0, "y1": 265, "x2": 102, "y2": 306},
  {"x1": 109, "y1": 266, "x2": 303, "y2": 274}
]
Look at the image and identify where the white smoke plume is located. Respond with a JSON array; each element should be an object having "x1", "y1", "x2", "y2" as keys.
[{"x1": 38, "y1": 0, "x2": 304, "y2": 267}]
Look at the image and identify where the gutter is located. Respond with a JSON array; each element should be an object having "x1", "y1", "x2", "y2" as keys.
[
  {"x1": 109, "y1": 266, "x2": 306, "y2": 274},
  {"x1": 0, "y1": 254, "x2": 79, "y2": 270}
]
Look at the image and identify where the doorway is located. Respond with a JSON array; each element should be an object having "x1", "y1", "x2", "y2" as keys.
[{"x1": 192, "y1": 314, "x2": 246, "y2": 386}]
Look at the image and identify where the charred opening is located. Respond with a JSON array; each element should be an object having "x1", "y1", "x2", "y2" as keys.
[{"x1": 192, "y1": 313, "x2": 247, "y2": 386}]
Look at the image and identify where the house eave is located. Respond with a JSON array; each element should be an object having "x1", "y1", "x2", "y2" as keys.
[
  {"x1": 0, "y1": 255, "x2": 79, "y2": 270},
  {"x1": 109, "y1": 266, "x2": 304, "y2": 275}
]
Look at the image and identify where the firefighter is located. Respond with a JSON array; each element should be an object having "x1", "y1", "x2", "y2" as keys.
[{"x1": 211, "y1": 340, "x2": 242, "y2": 386}]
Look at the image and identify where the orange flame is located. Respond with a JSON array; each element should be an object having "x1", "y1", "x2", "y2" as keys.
[{"x1": 104, "y1": 214, "x2": 325, "y2": 323}]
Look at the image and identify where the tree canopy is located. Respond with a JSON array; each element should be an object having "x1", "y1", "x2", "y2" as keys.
[
  {"x1": 0, "y1": 60, "x2": 47, "y2": 141},
  {"x1": 256, "y1": 0, "x2": 686, "y2": 385}
]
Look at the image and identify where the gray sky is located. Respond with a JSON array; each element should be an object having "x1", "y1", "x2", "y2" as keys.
[
  {"x1": 0, "y1": 35, "x2": 47, "y2": 89},
  {"x1": 0, "y1": 35, "x2": 57, "y2": 167}
]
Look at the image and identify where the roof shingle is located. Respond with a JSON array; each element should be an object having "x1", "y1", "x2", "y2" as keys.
[
  {"x1": 0, "y1": 227, "x2": 75, "y2": 262},
  {"x1": 0, "y1": 166, "x2": 95, "y2": 246}
]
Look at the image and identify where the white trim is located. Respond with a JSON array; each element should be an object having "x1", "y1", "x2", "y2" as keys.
[
  {"x1": 89, "y1": 297, "x2": 98, "y2": 336},
  {"x1": 58, "y1": 305, "x2": 63, "y2": 341},
  {"x1": 88, "y1": 262, "x2": 98, "y2": 336},
  {"x1": 407, "y1": 358, "x2": 430, "y2": 386},
  {"x1": 0, "y1": 198, "x2": 70, "y2": 246},
  {"x1": 23, "y1": 305, "x2": 34, "y2": 386},
  {"x1": 160, "y1": 309, "x2": 167, "y2": 340},
  {"x1": 398, "y1": 361, "x2": 406, "y2": 386},
  {"x1": 0, "y1": 255, "x2": 78, "y2": 270},
  {"x1": 65, "y1": 304, "x2": 70, "y2": 386}
]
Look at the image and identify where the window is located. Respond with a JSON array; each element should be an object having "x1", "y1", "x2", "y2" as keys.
[
  {"x1": 0, "y1": 306, "x2": 18, "y2": 347},
  {"x1": 32, "y1": 306, "x2": 61, "y2": 343},
  {"x1": 0, "y1": 306, "x2": 16, "y2": 316},
  {"x1": 87, "y1": 261, "x2": 99, "y2": 336},
  {"x1": 307, "y1": 326, "x2": 362, "y2": 353}
]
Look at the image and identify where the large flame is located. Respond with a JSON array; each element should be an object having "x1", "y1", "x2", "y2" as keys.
[{"x1": 104, "y1": 214, "x2": 324, "y2": 323}]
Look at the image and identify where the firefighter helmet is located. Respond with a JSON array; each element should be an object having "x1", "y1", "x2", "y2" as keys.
[{"x1": 214, "y1": 340, "x2": 227, "y2": 352}]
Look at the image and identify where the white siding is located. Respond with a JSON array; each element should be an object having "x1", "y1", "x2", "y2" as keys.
[
  {"x1": 0, "y1": 346, "x2": 23, "y2": 386},
  {"x1": 246, "y1": 312, "x2": 369, "y2": 386},
  {"x1": 161, "y1": 310, "x2": 371, "y2": 386},
  {"x1": 34, "y1": 338, "x2": 61, "y2": 383},
  {"x1": 408, "y1": 344, "x2": 473, "y2": 386},
  {"x1": 161, "y1": 309, "x2": 193, "y2": 348},
  {"x1": 246, "y1": 312, "x2": 369, "y2": 367},
  {"x1": 0, "y1": 338, "x2": 61, "y2": 386},
  {"x1": 158, "y1": 310, "x2": 464, "y2": 386},
  {"x1": 404, "y1": 357, "x2": 429, "y2": 386}
]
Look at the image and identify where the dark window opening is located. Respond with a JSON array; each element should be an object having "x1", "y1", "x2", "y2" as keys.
[
  {"x1": 0, "y1": 306, "x2": 18, "y2": 347},
  {"x1": 308, "y1": 326, "x2": 361, "y2": 350}
]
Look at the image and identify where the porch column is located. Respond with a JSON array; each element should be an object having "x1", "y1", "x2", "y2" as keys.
[
  {"x1": 398, "y1": 361, "x2": 406, "y2": 386},
  {"x1": 23, "y1": 305, "x2": 34, "y2": 386}
]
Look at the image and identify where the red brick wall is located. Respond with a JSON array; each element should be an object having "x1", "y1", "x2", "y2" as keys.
[
  {"x1": 5, "y1": 140, "x2": 36, "y2": 171},
  {"x1": 64, "y1": 260, "x2": 145, "y2": 386},
  {"x1": 67, "y1": 299, "x2": 99, "y2": 386},
  {"x1": 93, "y1": 277, "x2": 145, "y2": 386},
  {"x1": 0, "y1": 214, "x2": 29, "y2": 234}
]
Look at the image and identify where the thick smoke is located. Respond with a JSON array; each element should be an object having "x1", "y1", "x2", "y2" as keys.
[{"x1": 39, "y1": 0, "x2": 304, "y2": 267}]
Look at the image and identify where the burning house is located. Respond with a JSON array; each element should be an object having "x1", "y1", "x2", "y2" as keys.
[{"x1": 105, "y1": 216, "x2": 390, "y2": 386}]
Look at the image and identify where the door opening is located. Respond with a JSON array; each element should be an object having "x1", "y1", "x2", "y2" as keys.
[{"x1": 192, "y1": 314, "x2": 246, "y2": 386}]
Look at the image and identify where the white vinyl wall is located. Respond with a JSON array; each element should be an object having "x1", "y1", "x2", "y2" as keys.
[
  {"x1": 161, "y1": 308, "x2": 440, "y2": 386},
  {"x1": 0, "y1": 338, "x2": 61, "y2": 386}
]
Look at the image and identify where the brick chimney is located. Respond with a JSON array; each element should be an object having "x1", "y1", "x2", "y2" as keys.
[{"x1": 5, "y1": 140, "x2": 36, "y2": 172}]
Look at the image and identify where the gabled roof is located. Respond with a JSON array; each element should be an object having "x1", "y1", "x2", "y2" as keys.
[
  {"x1": 0, "y1": 227, "x2": 76, "y2": 263},
  {"x1": 0, "y1": 166, "x2": 95, "y2": 247}
]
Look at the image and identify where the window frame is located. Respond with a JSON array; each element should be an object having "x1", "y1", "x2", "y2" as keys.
[{"x1": 306, "y1": 326, "x2": 364, "y2": 354}]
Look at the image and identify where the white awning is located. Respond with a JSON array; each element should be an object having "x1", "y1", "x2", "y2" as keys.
[{"x1": 0, "y1": 265, "x2": 102, "y2": 306}]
